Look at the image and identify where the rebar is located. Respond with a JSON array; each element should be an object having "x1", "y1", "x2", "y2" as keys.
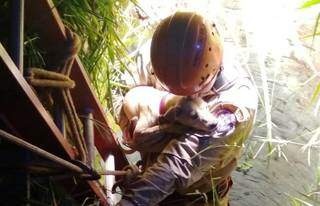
[{"x1": 0, "y1": 129, "x2": 130, "y2": 177}]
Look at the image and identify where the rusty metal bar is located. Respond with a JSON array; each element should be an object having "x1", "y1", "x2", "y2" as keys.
[
  {"x1": 84, "y1": 108, "x2": 94, "y2": 167},
  {"x1": 62, "y1": 90, "x2": 88, "y2": 162},
  {"x1": 0, "y1": 129, "x2": 83, "y2": 174},
  {"x1": 25, "y1": 0, "x2": 129, "y2": 169},
  {"x1": 9, "y1": 0, "x2": 24, "y2": 73},
  {"x1": 8, "y1": 1, "x2": 27, "y2": 202},
  {"x1": 105, "y1": 153, "x2": 117, "y2": 205},
  {"x1": 54, "y1": 105, "x2": 66, "y2": 137},
  {"x1": 0, "y1": 42, "x2": 77, "y2": 159},
  {"x1": 0, "y1": 129, "x2": 129, "y2": 177}
]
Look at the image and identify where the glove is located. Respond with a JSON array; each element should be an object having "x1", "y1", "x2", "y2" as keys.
[{"x1": 210, "y1": 103, "x2": 239, "y2": 137}]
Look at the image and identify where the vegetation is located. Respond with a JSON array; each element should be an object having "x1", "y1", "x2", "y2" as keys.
[
  {"x1": 300, "y1": 0, "x2": 320, "y2": 114},
  {"x1": 3, "y1": 0, "x2": 320, "y2": 204},
  {"x1": 48, "y1": 1, "x2": 320, "y2": 205},
  {"x1": 53, "y1": 0, "x2": 139, "y2": 116}
]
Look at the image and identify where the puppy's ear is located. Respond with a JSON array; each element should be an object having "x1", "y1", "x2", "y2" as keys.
[
  {"x1": 117, "y1": 105, "x2": 129, "y2": 130},
  {"x1": 163, "y1": 106, "x2": 182, "y2": 123}
]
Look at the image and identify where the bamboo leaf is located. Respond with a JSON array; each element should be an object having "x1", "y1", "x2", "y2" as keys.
[
  {"x1": 300, "y1": 0, "x2": 320, "y2": 8},
  {"x1": 303, "y1": 32, "x2": 320, "y2": 38},
  {"x1": 312, "y1": 13, "x2": 320, "y2": 45},
  {"x1": 311, "y1": 82, "x2": 320, "y2": 104},
  {"x1": 287, "y1": 194, "x2": 314, "y2": 206}
]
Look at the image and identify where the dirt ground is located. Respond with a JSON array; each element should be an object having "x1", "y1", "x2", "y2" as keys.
[{"x1": 217, "y1": 0, "x2": 320, "y2": 205}]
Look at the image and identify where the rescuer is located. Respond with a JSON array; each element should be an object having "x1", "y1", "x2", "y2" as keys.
[{"x1": 117, "y1": 12, "x2": 258, "y2": 206}]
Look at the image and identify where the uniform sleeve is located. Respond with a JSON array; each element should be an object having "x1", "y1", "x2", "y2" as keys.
[{"x1": 192, "y1": 76, "x2": 258, "y2": 184}]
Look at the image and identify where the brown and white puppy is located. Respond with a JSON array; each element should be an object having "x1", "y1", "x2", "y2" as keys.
[{"x1": 117, "y1": 86, "x2": 217, "y2": 151}]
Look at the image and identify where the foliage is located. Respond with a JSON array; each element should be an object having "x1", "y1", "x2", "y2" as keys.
[
  {"x1": 300, "y1": 0, "x2": 320, "y2": 110},
  {"x1": 288, "y1": 196, "x2": 313, "y2": 206},
  {"x1": 300, "y1": 0, "x2": 320, "y2": 9},
  {"x1": 24, "y1": 34, "x2": 46, "y2": 68},
  {"x1": 53, "y1": 0, "x2": 136, "y2": 115}
]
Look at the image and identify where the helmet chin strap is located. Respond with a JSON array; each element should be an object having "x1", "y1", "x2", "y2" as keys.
[{"x1": 196, "y1": 68, "x2": 221, "y2": 98}]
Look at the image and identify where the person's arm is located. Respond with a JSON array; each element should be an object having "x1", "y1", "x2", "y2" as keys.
[
  {"x1": 201, "y1": 77, "x2": 258, "y2": 176},
  {"x1": 129, "y1": 109, "x2": 189, "y2": 152}
]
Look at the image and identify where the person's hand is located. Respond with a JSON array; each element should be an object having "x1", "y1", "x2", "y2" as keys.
[
  {"x1": 211, "y1": 103, "x2": 238, "y2": 137},
  {"x1": 215, "y1": 110, "x2": 236, "y2": 136}
]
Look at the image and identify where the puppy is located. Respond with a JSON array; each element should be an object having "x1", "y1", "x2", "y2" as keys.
[{"x1": 117, "y1": 86, "x2": 217, "y2": 151}]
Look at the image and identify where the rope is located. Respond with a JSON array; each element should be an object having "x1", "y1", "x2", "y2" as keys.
[
  {"x1": 0, "y1": 129, "x2": 137, "y2": 179},
  {"x1": 111, "y1": 164, "x2": 141, "y2": 193},
  {"x1": 26, "y1": 68, "x2": 75, "y2": 88},
  {"x1": 25, "y1": 27, "x2": 88, "y2": 163}
]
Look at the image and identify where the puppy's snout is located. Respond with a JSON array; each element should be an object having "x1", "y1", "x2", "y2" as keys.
[{"x1": 208, "y1": 123, "x2": 216, "y2": 130}]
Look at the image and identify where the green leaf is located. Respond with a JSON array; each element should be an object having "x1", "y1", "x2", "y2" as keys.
[
  {"x1": 303, "y1": 32, "x2": 320, "y2": 38},
  {"x1": 52, "y1": 0, "x2": 144, "y2": 111},
  {"x1": 312, "y1": 13, "x2": 320, "y2": 45},
  {"x1": 311, "y1": 82, "x2": 320, "y2": 104},
  {"x1": 300, "y1": 0, "x2": 320, "y2": 9}
]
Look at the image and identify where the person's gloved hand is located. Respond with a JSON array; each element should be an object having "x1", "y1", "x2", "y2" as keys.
[
  {"x1": 214, "y1": 109, "x2": 237, "y2": 136},
  {"x1": 210, "y1": 103, "x2": 240, "y2": 137}
]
